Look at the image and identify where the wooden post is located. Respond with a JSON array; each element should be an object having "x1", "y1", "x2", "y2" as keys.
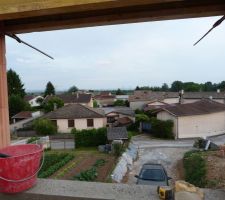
[{"x1": 0, "y1": 25, "x2": 10, "y2": 148}]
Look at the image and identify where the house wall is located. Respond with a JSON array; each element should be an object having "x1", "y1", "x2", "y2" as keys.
[
  {"x1": 29, "y1": 96, "x2": 43, "y2": 107},
  {"x1": 157, "y1": 111, "x2": 177, "y2": 138},
  {"x1": 56, "y1": 118, "x2": 106, "y2": 133},
  {"x1": 130, "y1": 101, "x2": 149, "y2": 110},
  {"x1": 163, "y1": 98, "x2": 179, "y2": 104},
  {"x1": 177, "y1": 112, "x2": 225, "y2": 138}
]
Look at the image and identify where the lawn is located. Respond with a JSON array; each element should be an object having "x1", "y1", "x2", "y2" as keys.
[{"x1": 40, "y1": 149, "x2": 117, "y2": 182}]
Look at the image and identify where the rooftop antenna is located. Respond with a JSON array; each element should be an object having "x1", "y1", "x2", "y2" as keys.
[
  {"x1": 6, "y1": 33, "x2": 54, "y2": 60},
  {"x1": 194, "y1": 15, "x2": 225, "y2": 46}
]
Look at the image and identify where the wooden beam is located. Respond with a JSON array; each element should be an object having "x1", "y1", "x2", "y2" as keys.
[
  {"x1": 0, "y1": 24, "x2": 10, "y2": 148},
  {"x1": 0, "y1": 0, "x2": 225, "y2": 33}
]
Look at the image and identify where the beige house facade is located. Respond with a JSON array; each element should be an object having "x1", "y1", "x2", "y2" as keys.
[
  {"x1": 55, "y1": 118, "x2": 106, "y2": 133},
  {"x1": 157, "y1": 100, "x2": 225, "y2": 139},
  {"x1": 43, "y1": 104, "x2": 106, "y2": 133}
]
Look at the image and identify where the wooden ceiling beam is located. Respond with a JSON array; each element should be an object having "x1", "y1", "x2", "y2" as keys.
[{"x1": 1, "y1": 0, "x2": 225, "y2": 33}]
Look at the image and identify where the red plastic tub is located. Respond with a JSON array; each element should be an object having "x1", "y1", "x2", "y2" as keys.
[{"x1": 0, "y1": 144, "x2": 43, "y2": 193}]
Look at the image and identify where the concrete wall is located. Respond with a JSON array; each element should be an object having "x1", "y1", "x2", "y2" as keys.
[
  {"x1": 178, "y1": 112, "x2": 225, "y2": 138},
  {"x1": 157, "y1": 110, "x2": 225, "y2": 139},
  {"x1": 56, "y1": 118, "x2": 106, "y2": 133},
  {"x1": 130, "y1": 101, "x2": 149, "y2": 110}
]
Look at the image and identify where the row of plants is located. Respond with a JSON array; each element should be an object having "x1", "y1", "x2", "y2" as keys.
[
  {"x1": 183, "y1": 150, "x2": 207, "y2": 187},
  {"x1": 71, "y1": 128, "x2": 107, "y2": 147},
  {"x1": 27, "y1": 136, "x2": 40, "y2": 144},
  {"x1": 74, "y1": 159, "x2": 106, "y2": 181},
  {"x1": 38, "y1": 153, "x2": 74, "y2": 178}
]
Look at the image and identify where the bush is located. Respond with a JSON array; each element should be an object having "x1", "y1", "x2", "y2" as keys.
[
  {"x1": 71, "y1": 128, "x2": 107, "y2": 147},
  {"x1": 150, "y1": 118, "x2": 174, "y2": 139},
  {"x1": 183, "y1": 150, "x2": 207, "y2": 187},
  {"x1": 27, "y1": 136, "x2": 40, "y2": 144},
  {"x1": 113, "y1": 143, "x2": 123, "y2": 157},
  {"x1": 33, "y1": 118, "x2": 57, "y2": 135}
]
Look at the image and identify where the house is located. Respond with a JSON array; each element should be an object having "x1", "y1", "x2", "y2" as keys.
[
  {"x1": 43, "y1": 104, "x2": 106, "y2": 133},
  {"x1": 144, "y1": 100, "x2": 170, "y2": 113},
  {"x1": 181, "y1": 91, "x2": 225, "y2": 104},
  {"x1": 94, "y1": 92, "x2": 116, "y2": 107},
  {"x1": 107, "y1": 127, "x2": 128, "y2": 142},
  {"x1": 129, "y1": 90, "x2": 179, "y2": 110},
  {"x1": 11, "y1": 111, "x2": 42, "y2": 123},
  {"x1": 100, "y1": 107, "x2": 135, "y2": 126},
  {"x1": 44, "y1": 93, "x2": 93, "y2": 107},
  {"x1": 116, "y1": 95, "x2": 129, "y2": 101},
  {"x1": 156, "y1": 100, "x2": 225, "y2": 139},
  {"x1": 24, "y1": 95, "x2": 44, "y2": 107}
]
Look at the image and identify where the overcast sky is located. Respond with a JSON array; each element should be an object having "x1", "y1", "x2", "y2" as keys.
[{"x1": 6, "y1": 16, "x2": 225, "y2": 91}]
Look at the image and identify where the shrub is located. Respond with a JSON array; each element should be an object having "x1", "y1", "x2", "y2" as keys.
[
  {"x1": 27, "y1": 136, "x2": 40, "y2": 144},
  {"x1": 183, "y1": 150, "x2": 207, "y2": 187},
  {"x1": 113, "y1": 143, "x2": 123, "y2": 157},
  {"x1": 135, "y1": 114, "x2": 150, "y2": 123},
  {"x1": 150, "y1": 118, "x2": 174, "y2": 139},
  {"x1": 71, "y1": 128, "x2": 107, "y2": 147},
  {"x1": 33, "y1": 118, "x2": 57, "y2": 135}
]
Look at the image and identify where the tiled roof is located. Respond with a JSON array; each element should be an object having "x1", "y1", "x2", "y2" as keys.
[
  {"x1": 182, "y1": 92, "x2": 225, "y2": 99},
  {"x1": 129, "y1": 91, "x2": 179, "y2": 102},
  {"x1": 161, "y1": 100, "x2": 225, "y2": 117},
  {"x1": 117, "y1": 117, "x2": 133, "y2": 125},
  {"x1": 107, "y1": 127, "x2": 128, "y2": 141},
  {"x1": 24, "y1": 95, "x2": 36, "y2": 101},
  {"x1": 100, "y1": 107, "x2": 135, "y2": 117},
  {"x1": 12, "y1": 111, "x2": 32, "y2": 119},
  {"x1": 44, "y1": 93, "x2": 92, "y2": 104},
  {"x1": 43, "y1": 104, "x2": 104, "y2": 119}
]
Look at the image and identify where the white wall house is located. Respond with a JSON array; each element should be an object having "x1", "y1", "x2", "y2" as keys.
[
  {"x1": 43, "y1": 104, "x2": 106, "y2": 133},
  {"x1": 157, "y1": 100, "x2": 225, "y2": 139},
  {"x1": 25, "y1": 95, "x2": 44, "y2": 107}
]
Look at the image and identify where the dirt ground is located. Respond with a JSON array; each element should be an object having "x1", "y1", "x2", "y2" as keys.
[
  {"x1": 51, "y1": 150, "x2": 116, "y2": 182},
  {"x1": 205, "y1": 152, "x2": 225, "y2": 189}
]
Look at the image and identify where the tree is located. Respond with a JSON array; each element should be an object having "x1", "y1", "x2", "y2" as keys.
[
  {"x1": 116, "y1": 88, "x2": 124, "y2": 95},
  {"x1": 44, "y1": 81, "x2": 55, "y2": 97},
  {"x1": 161, "y1": 83, "x2": 169, "y2": 91},
  {"x1": 43, "y1": 97, "x2": 64, "y2": 113},
  {"x1": 7, "y1": 69, "x2": 25, "y2": 98},
  {"x1": 171, "y1": 81, "x2": 183, "y2": 92},
  {"x1": 218, "y1": 81, "x2": 225, "y2": 91},
  {"x1": 93, "y1": 100, "x2": 98, "y2": 108},
  {"x1": 135, "y1": 86, "x2": 140, "y2": 90},
  {"x1": 183, "y1": 82, "x2": 201, "y2": 92},
  {"x1": 113, "y1": 100, "x2": 126, "y2": 106},
  {"x1": 9, "y1": 95, "x2": 31, "y2": 117},
  {"x1": 202, "y1": 82, "x2": 213, "y2": 91},
  {"x1": 67, "y1": 85, "x2": 78, "y2": 93},
  {"x1": 33, "y1": 118, "x2": 57, "y2": 135}
]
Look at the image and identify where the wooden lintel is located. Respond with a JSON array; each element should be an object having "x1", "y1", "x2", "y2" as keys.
[{"x1": 0, "y1": 0, "x2": 224, "y2": 33}]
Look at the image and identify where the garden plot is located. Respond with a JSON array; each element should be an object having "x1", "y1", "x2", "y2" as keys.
[{"x1": 49, "y1": 150, "x2": 116, "y2": 182}]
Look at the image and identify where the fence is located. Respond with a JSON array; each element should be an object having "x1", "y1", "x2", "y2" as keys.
[{"x1": 50, "y1": 139, "x2": 75, "y2": 150}]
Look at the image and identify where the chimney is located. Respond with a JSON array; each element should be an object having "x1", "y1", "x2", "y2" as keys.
[
  {"x1": 179, "y1": 90, "x2": 184, "y2": 104},
  {"x1": 217, "y1": 89, "x2": 220, "y2": 93}
]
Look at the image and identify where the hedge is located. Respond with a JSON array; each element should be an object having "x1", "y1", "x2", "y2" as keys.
[
  {"x1": 183, "y1": 150, "x2": 207, "y2": 187},
  {"x1": 150, "y1": 118, "x2": 174, "y2": 139},
  {"x1": 71, "y1": 128, "x2": 107, "y2": 148}
]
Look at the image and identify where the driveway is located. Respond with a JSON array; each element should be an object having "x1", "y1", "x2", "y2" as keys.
[{"x1": 126, "y1": 134, "x2": 225, "y2": 185}]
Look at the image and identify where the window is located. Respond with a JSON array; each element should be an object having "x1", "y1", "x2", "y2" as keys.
[
  {"x1": 68, "y1": 120, "x2": 74, "y2": 128},
  {"x1": 87, "y1": 119, "x2": 94, "y2": 127}
]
